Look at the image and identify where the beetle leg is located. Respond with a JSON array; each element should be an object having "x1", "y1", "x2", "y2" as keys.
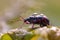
[{"x1": 32, "y1": 24, "x2": 34, "y2": 29}]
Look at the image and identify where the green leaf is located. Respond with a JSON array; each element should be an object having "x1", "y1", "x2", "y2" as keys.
[
  {"x1": 1, "y1": 33, "x2": 12, "y2": 40},
  {"x1": 23, "y1": 34, "x2": 34, "y2": 40}
]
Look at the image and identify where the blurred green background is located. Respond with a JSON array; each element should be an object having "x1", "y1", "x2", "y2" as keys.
[{"x1": 0, "y1": 0, "x2": 60, "y2": 29}]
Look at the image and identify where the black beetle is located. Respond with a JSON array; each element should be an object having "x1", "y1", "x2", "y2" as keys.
[{"x1": 24, "y1": 15, "x2": 50, "y2": 28}]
